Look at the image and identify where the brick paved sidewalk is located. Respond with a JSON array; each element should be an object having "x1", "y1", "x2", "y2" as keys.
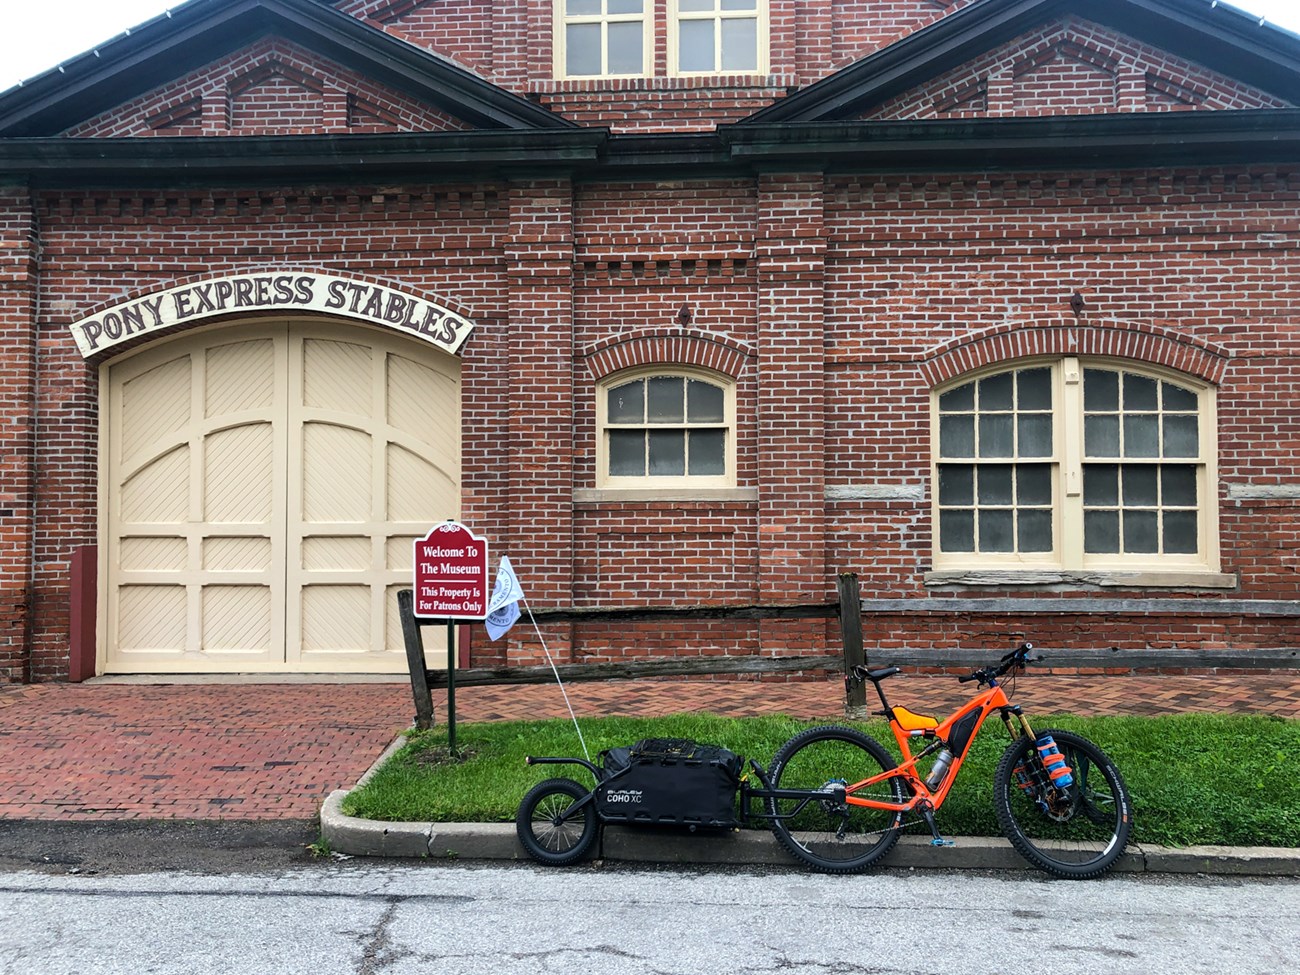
[{"x1": 1, "y1": 673, "x2": 1298, "y2": 822}]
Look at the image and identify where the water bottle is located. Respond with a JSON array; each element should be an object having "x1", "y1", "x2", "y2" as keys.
[
  {"x1": 1035, "y1": 735, "x2": 1074, "y2": 788},
  {"x1": 925, "y1": 748, "x2": 954, "y2": 789}
]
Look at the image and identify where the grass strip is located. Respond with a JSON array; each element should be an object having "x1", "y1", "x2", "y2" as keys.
[{"x1": 341, "y1": 712, "x2": 1299, "y2": 849}]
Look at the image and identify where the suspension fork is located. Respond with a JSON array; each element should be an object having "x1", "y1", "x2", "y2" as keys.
[{"x1": 1000, "y1": 705, "x2": 1036, "y2": 741}]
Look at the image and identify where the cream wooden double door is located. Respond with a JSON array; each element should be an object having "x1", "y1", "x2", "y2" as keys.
[{"x1": 102, "y1": 320, "x2": 459, "y2": 674}]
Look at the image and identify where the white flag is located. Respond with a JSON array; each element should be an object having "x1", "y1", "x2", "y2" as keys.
[{"x1": 485, "y1": 556, "x2": 525, "y2": 640}]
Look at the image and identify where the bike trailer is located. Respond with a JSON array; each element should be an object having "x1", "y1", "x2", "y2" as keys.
[{"x1": 596, "y1": 738, "x2": 744, "y2": 829}]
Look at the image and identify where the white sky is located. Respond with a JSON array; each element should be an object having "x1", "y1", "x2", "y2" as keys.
[{"x1": 2, "y1": 0, "x2": 1299, "y2": 90}]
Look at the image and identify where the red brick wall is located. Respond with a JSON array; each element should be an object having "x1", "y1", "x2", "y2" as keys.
[
  {"x1": 67, "y1": 38, "x2": 468, "y2": 137},
  {"x1": 865, "y1": 18, "x2": 1291, "y2": 120},
  {"x1": 0, "y1": 189, "x2": 38, "y2": 683},
  {"x1": 7, "y1": 158, "x2": 1300, "y2": 682}
]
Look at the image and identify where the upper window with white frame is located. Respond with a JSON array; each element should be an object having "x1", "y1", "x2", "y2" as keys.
[
  {"x1": 553, "y1": 0, "x2": 767, "y2": 79},
  {"x1": 672, "y1": 0, "x2": 766, "y2": 76},
  {"x1": 598, "y1": 369, "x2": 735, "y2": 488},
  {"x1": 557, "y1": 0, "x2": 652, "y2": 79},
  {"x1": 931, "y1": 358, "x2": 1217, "y2": 572}
]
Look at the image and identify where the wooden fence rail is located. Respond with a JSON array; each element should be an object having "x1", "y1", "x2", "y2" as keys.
[{"x1": 398, "y1": 588, "x2": 852, "y2": 731}]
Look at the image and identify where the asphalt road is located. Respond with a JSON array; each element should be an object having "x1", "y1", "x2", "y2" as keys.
[{"x1": 0, "y1": 831, "x2": 1296, "y2": 975}]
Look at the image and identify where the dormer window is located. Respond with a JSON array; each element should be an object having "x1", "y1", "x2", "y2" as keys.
[{"x1": 557, "y1": 0, "x2": 651, "y2": 78}]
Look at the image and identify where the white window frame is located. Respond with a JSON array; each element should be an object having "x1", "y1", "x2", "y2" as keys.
[
  {"x1": 554, "y1": 0, "x2": 653, "y2": 80},
  {"x1": 930, "y1": 356, "x2": 1220, "y2": 575},
  {"x1": 668, "y1": 0, "x2": 768, "y2": 77},
  {"x1": 596, "y1": 366, "x2": 736, "y2": 490}
]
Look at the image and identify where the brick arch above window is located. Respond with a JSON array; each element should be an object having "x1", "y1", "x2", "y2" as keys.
[
  {"x1": 919, "y1": 320, "x2": 1231, "y2": 389},
  {"x1": 583, "y1": 329, "x2": 751, "y2": 381}
]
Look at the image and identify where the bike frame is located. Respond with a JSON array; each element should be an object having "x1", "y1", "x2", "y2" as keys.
[{"x1": 845, "y1": 679, "x2": 1038, "y2": 815}]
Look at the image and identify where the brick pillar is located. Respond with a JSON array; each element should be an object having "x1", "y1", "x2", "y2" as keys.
[
  {"x1": 755, "y1": 173, "x2": 827, "y2": 658},
  {"x1": 0, "y1": 187, "x2": 38, "y2": 683},
  {"x1": 504, "y1": 179, "x2": 575, "y2": 664}
]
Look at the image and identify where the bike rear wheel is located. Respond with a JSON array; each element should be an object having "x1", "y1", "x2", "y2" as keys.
[
  {"x1": 767, "y1": 725, "x2": 904, "y2": 874},
  {"x1": 516, "y1": 778, "x2": 599, "y2": 866},
  {"x1": 994, "y1": 729, "x2": 1132, "y2": 879}
]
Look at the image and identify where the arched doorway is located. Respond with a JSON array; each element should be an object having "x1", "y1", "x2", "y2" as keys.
[{"x1": 100, "y1": 318, "x2": 460, "y2": 673}]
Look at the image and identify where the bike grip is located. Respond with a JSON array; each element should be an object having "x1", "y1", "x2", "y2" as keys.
[{"x1": 957, "y1": 673, "x2": 977, "y2": 683}]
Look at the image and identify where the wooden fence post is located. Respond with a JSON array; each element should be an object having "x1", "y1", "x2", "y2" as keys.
[
  {"x1": 838, "y1": 572, "x2": 867, "y2": 719},
  {"x1": 398, "y1": 589, "x2": 436, "y2": 730}
]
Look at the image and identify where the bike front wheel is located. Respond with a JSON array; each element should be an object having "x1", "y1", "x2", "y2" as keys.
[
  {"x1": 994, "y1": 729, "x2": 1132, "y2": 879},
  {"x1": 766, "y1": 725, "x2": 904, "y2": 874},
  {"x1": 516, "y1": 778, "x2": 599, "y2": 866}
]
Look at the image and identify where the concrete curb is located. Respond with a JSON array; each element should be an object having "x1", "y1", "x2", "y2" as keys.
[{"x1": 320, "y1": 792, "x2": 1300, "y2": 876}]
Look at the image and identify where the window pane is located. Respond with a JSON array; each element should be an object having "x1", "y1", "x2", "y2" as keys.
[
  {"x1": 1163, "y1": 415, "x2": 1199, "y2": 458},
  {"x1": 1124, "y1": 414, "x2": 1159, "y2": 457},
  {"x1": 608, "y1": 380, "x2": 644, "y2": 423},
  {"x1": 1084, "y1": 369, "x2": 1118, "y2": 411},
  {"x1": 607, "y1": 21, "x2": 644, "y2": 73},
  {"x1": 567, "y1": 0, "x2": 601, "y2": 15},
  {"x1": 939, "y1": 510, "x2": 974, "y2": 552},
  {"x1": 978, "y1": 414, "x2": 1013, "y2": 457},
  {"x1": 1124, "y1": 374, "x2": 1158, "y2": 411},
  {"x1": 1017, "y1": 465, "x2": 1052, "y2": 505},
  {"x1": 1122, "y1": 465, "x2": 1158, "y2": 506},
  {"x1": 679, "y1": 20, "x2": 715, "y2": 71},
  {"x1": 687, "y1": 380, "x2": 724, "y2": 422},
  {"x1": 720, "y1": 18, "x2": 757, "y2": 71},
  {"x1": 939, "y1": 415, "x2": 974, "y2": 457},
  {"x1": 679, "y1": 0, "x2": 714, "y2": 10},
  {"x1": 1162, "y1": 466, "x2": 1197, "y2": 507},
  {"x1": 608, "y1": 430, "x2": 644, "y2": 476},
  {"x1": 1018, "y1": 510, "x2": 1053, "y2": 552},
  {"x1": 647, "y1": 377, "x2": 685, "y2": 422},
  {"x1": 1084, "y1": 414, "x2": 1119, "y2": 457},
  {"x1": 1163, "y1": 511, "x2": 1199, "y2": 554},
  {"x1": 1163, "y1": 381, "x2": 1198, "y2": 412},
  {"x1": 978, "y1": 465, "x2": 1013, "y2": 505},
  {"x1": 939, "y1": 382, "x2": 974, "y2": 412},
  {"x1": 1017, "y1": 413, "x2": 1052, "y2": 457},
  {"x1": 648, "y1": 430, "x2": 685, "y2": 475},
  {"x1": 978, "y1": 372, "x2": 1013, "y2": 410},
  {"x1": 979, "y1": 510, "x2": 1014, "y2": 552},
  {"x1": 608, "y1": 0, "x2": 644, "y2": 13},
  {"x1": 1123, "y1": 510, "x2": 1159, "y2": 553},
  {"x1": 1017, "y1": 368, "x2": 1052, "y2": 410},
  {"x1": 1083, "y1": 464, "x2": 1118, "y2": 506},
  {"x1": 938, "y1": 465, "x2": 973, "y2": 505},
  {"x1": 722, "y1": 0, "x2": 757, "y2": 9},
  {"x1": 688, "y1": 429, "x2": 725, "y2": 475},
  {"x1": 566, "y1": 23, "x2": 601, "y2": 75},
  {"x1": 1085, "y1": 510, "x2": 1120, "y2": 553}
]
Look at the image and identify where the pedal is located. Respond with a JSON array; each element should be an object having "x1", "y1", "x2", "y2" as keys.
[{"x1": 919, "y1": 804, "x2": 953, "y2": 847}]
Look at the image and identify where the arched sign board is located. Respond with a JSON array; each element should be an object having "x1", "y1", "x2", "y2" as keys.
[
  {"x1": 413, "y1": 521, "x2": 490, "y2": 620},
  {"x1": 68, "y1": 272, "x2": 476, "y2": 358}
]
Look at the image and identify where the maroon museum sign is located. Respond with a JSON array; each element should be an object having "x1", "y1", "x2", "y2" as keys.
[{"x1": 413, "y1": 521, "x2": 490, "y2": 619}]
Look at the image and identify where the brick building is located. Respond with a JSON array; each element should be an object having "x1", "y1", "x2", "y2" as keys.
[{"x1": 1, "y1": 0, "x2": 1297, "y2": 683}]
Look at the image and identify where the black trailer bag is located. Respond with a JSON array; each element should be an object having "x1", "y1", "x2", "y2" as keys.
[{"x1": 596, "y1": 738, "x2": 743, "y2": 829}]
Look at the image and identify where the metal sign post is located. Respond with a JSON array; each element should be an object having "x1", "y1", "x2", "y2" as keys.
[{"x1": 411, "y1": 521, "x2": 490, "y2": 755}]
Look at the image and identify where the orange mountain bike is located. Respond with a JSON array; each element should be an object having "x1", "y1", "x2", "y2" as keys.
[{"x1": 745, "y1": 643, "x2": 1132, "y2": 879}]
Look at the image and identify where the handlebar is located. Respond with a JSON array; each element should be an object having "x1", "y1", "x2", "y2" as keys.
[{"x1": 957, "y1": 642, "x2": 1043, "y2": 685}]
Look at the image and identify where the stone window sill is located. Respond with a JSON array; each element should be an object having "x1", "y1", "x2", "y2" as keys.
[{"x1": 924, "y1": 569, "x2": 1238, "y2": 590}]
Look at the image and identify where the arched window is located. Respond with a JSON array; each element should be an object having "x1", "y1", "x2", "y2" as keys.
[
  {"x1": 598, "y1": 367, "x2": 735, "y2": 488},
  {"x1": 932, "y1": 357, "x2": 1218, "y2": 573}
]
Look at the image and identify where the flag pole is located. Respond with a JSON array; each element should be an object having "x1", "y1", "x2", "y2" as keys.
[{"x1": 521, "y1": 596, "x2": 590, "y2": 762}]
